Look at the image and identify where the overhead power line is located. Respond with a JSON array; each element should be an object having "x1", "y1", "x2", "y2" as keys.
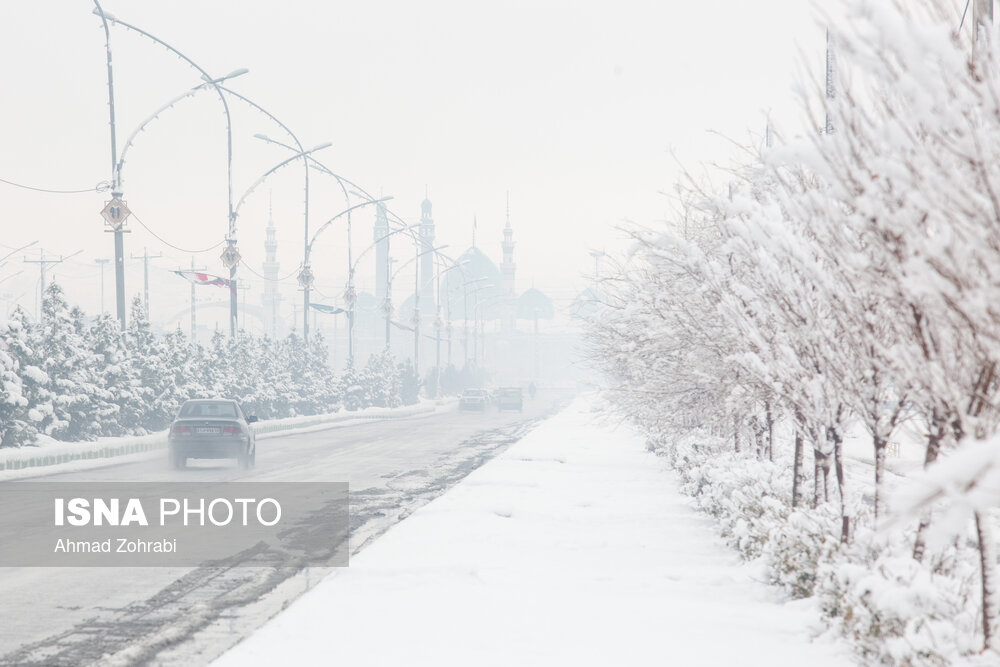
[{"x1": 0, "y1": 176, "x2": 109, "y2": 195}]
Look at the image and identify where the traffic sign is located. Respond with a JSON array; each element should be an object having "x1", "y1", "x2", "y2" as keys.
[
  {"x1": 101, "y1": 198, "x2": 131, "y2": 231},
  {"x1": 220, "y1": 243, "x2": 241, "y2": 270}
]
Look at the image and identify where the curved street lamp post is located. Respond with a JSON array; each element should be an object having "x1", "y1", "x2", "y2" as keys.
[
  {"x1": 229, "y1": 143, "x2": 332, "y2": 334},
  {"x1": 386, "y1": 242, "x2": 446, "y2": 375},
  {"x1": 93, "y1": 6, "x2": 249, "y2": 335},
  {"x1": 304, "y1": 196, "x2": 391, "y2": 359},
  {"x1": 349, "y1": 223, "x2": 422, "y2": 353},
  {"x1": 430, "y1": 259, "x2": 468, "y2": 396}
]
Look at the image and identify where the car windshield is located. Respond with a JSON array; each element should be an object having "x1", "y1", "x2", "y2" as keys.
[
  {"x1": 465, "y1": 390, "x2": 486, "y2": 397},
  {"x1": 500, "y1": 389, "x2": 521, "y2": 396},
  {"x1": 179, "y1": 402, "x2": 238, "y2": 419}
]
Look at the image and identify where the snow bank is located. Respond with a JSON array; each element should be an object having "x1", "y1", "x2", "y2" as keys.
[
  {"x1": 0, "y1": 400, "x2": 442, "y2": 475},
  {"x1": 214, "y1": 397, "x2": 849, "y2": 667}
]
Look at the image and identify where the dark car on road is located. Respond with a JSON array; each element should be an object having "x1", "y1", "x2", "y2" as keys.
[
  {"x1": 459, "y1": 389, "x2": 490, "y2": 412},
  {"x1": 168, "y1": 399, "x2": 258, "y2": 469},
  {"x1": 497, "y1": 387, "x2": 523, "y2": 412}
]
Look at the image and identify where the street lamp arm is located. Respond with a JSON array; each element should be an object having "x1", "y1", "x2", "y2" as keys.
[
  {"x1": 100, "y1": 14, "x2": 241, "y2": 228},
  {"x1": 254, "y1": 133, "x2": 351, "y2": 208},
  {"x1": 116, "y1": 82, "x2": 214, "y2": 186},
  {"x1": 308, "y1": 197, "x2": 392, "y2": 253},
  {"x1": 304, "y1": 160, "x2": 358, "y2": 204},
  {"x1": 391, "y1": 244, "x2": 448, "y2": 283},
  {"x1": 233, "y1": 145, "x2": 330, "y2": 224},
  {"x1": 350, "y1": 223, "x2": 421, "y2": 275},
  {"x1": 99, "y1": 15, "x2": 220, "y2": 96},
  {"x1": 302, "y1": 154, "x2": 437, "y2": 253},
  {"x1": 222, "y1": 86, "x2": 304, "y2": 154},
  {"x1": 0, "y1": 241, "x2": 38, "y2": 265},
  {"x1": 117, "y1": 71, "x2": 249, "y2": 184}
]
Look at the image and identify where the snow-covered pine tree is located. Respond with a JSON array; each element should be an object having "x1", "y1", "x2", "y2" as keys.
[
  {"x1": 38, "y1": 284, "x2": 103, "y2": 440},
  {"x1": 398, "y1": 359, "x2": 419, "y2": 405},
  {"x1": 0, "y1": 320, "x2": 29, "y2": 447},
  {"x1": 2, "y1": 307, "x2": 52, "y2": 443},
  {"x1": 125, "y1": 296, "x2": 174, "y2": 432},
  {"x1": 85, "y1": 313, "x2": 135, "y2": 436}
]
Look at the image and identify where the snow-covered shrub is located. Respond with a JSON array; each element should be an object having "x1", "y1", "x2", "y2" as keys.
[
  {"x1": 655, "y1": 428, "x2": 985, "y2": 663},
  {"x1": 816, "y1": 526, "x2": 979, "y2": 667},
  {"x1": 666, "y1": 436, "x2": 793, "y2": 562},
  {"x1": 763, "y1": 505, "x2": 840, "y2": 599}
]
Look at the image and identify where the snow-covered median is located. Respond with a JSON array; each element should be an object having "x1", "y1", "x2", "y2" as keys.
[{"x1": 214, "y1": 397, "x2": 850, "y2": 667}]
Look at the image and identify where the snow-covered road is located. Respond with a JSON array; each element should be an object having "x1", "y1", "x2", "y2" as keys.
[
  {"x1": 0, "y1": 392, "x2": 570, "y2": 666},
  {"x1": 216, "y1": 397, "x2": 853, "y2": 667}
]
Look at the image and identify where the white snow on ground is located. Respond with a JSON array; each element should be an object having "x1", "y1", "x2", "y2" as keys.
[{"x1": 215, "y1": 398, "x2": 852, "y2": 667}]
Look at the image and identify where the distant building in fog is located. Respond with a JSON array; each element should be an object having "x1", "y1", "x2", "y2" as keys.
[
  {"x1": 261, "y1": 207, "x2": 282, "y2": 338},
  {"x1": 500, "y1": 194, "x2": 516, "y2": 335}
]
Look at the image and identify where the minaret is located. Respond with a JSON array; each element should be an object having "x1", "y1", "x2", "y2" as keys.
[
  {"x1": 500, "y1": 192, "x2": 516, "y2": 334},
  {"x1": 419, "y1": 195, "x2": 435, "y2": 313},
  {"x1": 262, "y1": 198, "x2": 282, "y2": 338},
  {"x1": 374, "y1": 200, "x2": 389, "y2": 301}
]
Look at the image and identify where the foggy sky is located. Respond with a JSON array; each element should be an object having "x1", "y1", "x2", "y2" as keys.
[{"x1": 1, "y1": 1, "x2": 823, "y2": 330}]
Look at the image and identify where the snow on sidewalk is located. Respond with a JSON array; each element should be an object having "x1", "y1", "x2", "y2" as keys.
[{"x1": 215, "y1": 397, "x2": 851, "y2": 667}]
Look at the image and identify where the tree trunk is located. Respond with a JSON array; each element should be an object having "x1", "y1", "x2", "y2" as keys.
[
  {"x1": 831, "y1": 425, "x2": 849, "y2": 544},
  {"x1": 813, "y1": 447, "x2": 823, "y2": 509},
  {"x1": 913, "y1": 409, "x2": 946, "y2": 562},
  {"x1": 792, "y1": 426, "x2": 804, "y2": 508},
  {"x1": 753, "y1": 420, "x2": 763, "y2": 459},
  {"x1": 823, "y1": 457, "x2": 830, "y2": 504},
  {"x1": 976, "y1": 512, "x2": 996, "y2": 651},
  {"x1": 873, "y1": 433, "x2": 887, "y2": 521},
  {"x1": 765, "y1": 401, "x2": 774, "y2": 462}
]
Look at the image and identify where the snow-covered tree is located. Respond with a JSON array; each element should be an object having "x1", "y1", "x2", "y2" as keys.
[{"x1": 38, "y1": 284, "x2": 104, "y2": 440}]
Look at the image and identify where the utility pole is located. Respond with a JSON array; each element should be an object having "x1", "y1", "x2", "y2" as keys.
[
  {"x1": 95, "y1": 258, "x2": 110, "y2": 314},
  {"x1": 131, "y1": 247, "x2": 163, "y2": 317},
  {"x1": 24, "y1": 250, "x2": 82, "y2": 322}
]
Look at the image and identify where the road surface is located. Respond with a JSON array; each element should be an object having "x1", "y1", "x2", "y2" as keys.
[{"x1": 0, "y1": 391, "x2": 570, "y2": 666}]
